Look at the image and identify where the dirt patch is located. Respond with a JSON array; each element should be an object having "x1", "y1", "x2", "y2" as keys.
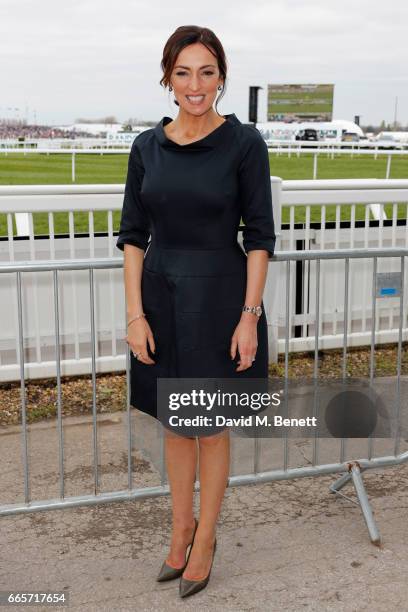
[{"x1": 1, "y1": 343, "x2": 406, "y2": 427}]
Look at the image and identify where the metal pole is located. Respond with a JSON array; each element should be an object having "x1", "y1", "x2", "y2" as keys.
[
  {"x1": 53, "y1": 269, "x2": 65, "y2": 498},
  {"x1": 16, "y1": 271, "x2": 30, "y2": 504}
]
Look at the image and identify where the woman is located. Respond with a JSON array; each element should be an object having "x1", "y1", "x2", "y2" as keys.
[{"x1": 116, "y1": 25, "x2": 275, "y2": 598}]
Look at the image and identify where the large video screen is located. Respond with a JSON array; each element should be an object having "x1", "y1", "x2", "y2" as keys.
[{"x1": 267, "y1": 84, "x2": 334, "y2": 122}]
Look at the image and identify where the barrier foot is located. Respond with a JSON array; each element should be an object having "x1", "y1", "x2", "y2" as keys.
[
  {"x1": 329, "y1": 461, "x2": 381, "y2": 546},
  {"x1": 329, "y1": 465, "x2": 367, "y2": 493},
  {"x1": 329, "y1": 471, "x2": 353, "y2": 493}
]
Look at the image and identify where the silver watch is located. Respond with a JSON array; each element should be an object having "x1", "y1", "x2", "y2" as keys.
[{"x1": 242, "y1": 305, "x2": 262, "y2": 317}]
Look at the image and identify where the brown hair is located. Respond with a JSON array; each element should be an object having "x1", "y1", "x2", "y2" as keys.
[{"x1": 159, "y1": 25, "x2": 227, "y2": 113}]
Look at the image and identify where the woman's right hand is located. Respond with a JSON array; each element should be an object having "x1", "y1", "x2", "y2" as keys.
[{"x1": 125, "y1": 318, "x2": 156, "y2": 365}]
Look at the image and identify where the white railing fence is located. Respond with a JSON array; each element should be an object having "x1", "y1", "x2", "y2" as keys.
[{"x1": 0, "y1": 179, "x2": 407, "y2": 380}]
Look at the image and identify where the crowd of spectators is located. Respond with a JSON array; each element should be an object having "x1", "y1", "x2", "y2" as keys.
[{"x1": 0, "y1": 123, "x2": 95, "y2": 139}]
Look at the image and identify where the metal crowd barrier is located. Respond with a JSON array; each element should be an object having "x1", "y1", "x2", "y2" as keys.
[{"x1": 0, "y1": 248, "x2": 407, "y2": 547}]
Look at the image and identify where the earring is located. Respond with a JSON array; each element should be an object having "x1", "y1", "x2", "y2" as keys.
[
  {"x1": 218, "y1": 85, "x2": 222, "y2": 90},
  {"x1": 169, "y1": 85, "x2": 173, "y2": 92}
]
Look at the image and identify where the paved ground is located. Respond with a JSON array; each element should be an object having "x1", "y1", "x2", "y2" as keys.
[{"x1": 1, "y1": 411, "x2": 408, "y2": 612}]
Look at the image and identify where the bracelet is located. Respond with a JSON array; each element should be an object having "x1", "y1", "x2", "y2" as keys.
[
  {"x1": 127, "y1": 313, "x2": 146, "y2": 327},
  {"x1": 242, "y1": 305, "x2": 262, "y2": 317}
]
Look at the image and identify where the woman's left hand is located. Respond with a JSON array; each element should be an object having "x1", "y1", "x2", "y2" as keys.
[{"x1": 230, "y1": 315, "x2": 258, "y2": 371}]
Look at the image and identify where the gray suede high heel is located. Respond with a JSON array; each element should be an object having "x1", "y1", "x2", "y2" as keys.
[
  {"x1": 179, "y1": 536, "x2": 217, "y2": 598},
  {"x1": 156, "y1": 518, "x2": 198, "y2": 582}
]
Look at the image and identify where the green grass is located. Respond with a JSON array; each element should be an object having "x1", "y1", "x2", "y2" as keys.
[
  {"x1": 269, "y1": 151, "x2": 408, "y2": 180},
  {"x1": 0, "y1": 151, "x2": 407, "y2": 235},
  {"x1": 0, "y1": 152, "x2": 127, "y2": 185},
  {"x1": 0, "y1": 152, "x2": 127, "y2": 236}
]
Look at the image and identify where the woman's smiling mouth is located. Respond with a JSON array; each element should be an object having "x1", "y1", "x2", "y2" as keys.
[{"x1": 186, "y1": 95, "x2": 206, "y2": 105}]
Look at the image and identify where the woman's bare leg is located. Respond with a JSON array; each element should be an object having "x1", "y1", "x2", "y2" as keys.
[
  {"x1": 182, "y1": 428, "x2": 230, "y2": 580},
  {"x1": 164, "y1": 429, "x2": 198, "y2": 568}
]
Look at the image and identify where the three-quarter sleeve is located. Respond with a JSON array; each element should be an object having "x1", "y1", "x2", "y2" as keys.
[
  {"x1": 116, "y1": 140, "x2": 150, "y2": 252},
  {"x1": 238, "y1": 128, "x2": 276, "y2": 257}
]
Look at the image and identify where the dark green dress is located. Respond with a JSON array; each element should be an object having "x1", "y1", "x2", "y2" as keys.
[{"x1": 116, "y1": 113, "x2": 276, "y2": 419}]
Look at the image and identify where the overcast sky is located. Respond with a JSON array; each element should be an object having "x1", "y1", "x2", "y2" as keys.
[{"x1": 1, "y1": 0, "x2": 407, "y2": 127}]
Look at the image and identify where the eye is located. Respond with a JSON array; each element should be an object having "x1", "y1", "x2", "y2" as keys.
[{"x1": 174, "y1": 70, "x2": 215, "y2": 76}]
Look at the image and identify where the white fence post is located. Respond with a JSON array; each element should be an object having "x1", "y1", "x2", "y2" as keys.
[{"x1": 267, "y1": 177, "x2": 283, "y2": 364}]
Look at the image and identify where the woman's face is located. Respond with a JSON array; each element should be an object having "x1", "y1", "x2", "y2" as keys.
[{"x1": 169, "y1": 42, "x2": 223, "y2": 115}]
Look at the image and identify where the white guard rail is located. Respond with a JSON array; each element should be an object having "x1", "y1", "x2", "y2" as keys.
[{"x1": 0, "y1": 179, "x2": 407, "y2": 379}]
